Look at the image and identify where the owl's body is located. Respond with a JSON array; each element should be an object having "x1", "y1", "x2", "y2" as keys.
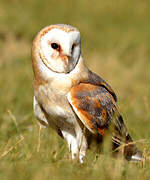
[{"x1": 32, "y1": 24, "x2": 142, "y2": 163}]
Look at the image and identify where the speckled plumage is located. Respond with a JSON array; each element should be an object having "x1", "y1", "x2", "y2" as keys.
[{"x1": 31, "y1": 24, "x2": 142, "y2": 163}]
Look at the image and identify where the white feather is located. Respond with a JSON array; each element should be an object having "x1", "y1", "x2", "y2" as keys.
[{"x1": 40, "y1": 28, "x2": 81, "y2": 73}]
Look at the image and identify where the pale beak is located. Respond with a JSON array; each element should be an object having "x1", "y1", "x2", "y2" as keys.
[
  {"x1": 62, "y1": 55, "x2": 72, "y2": 61},
  {"x1": 61, "y1": 50, "x2": 72, "y2": 61}
]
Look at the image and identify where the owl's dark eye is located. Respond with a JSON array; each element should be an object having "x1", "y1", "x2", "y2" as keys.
[
  {"x1": 51, "y1": 43, "x2": 60, "y2": 50},
  {"x1": 71, "y1": 44, "x2": 76, "y2": 53}
]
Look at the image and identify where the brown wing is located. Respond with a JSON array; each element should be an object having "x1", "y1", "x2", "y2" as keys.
[
  {"x1": 82, "y1": 70, "x2": 117, "y2": 102},
  {"x1": 68, "y1": 83, "x2": 117, "y2": 135}
]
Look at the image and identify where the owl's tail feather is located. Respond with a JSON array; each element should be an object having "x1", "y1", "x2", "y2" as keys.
[{"x1": 112, "y1": 113, "x2": 142, "y2": 162}]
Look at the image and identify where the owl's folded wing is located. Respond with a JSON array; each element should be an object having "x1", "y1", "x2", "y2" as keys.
[
  {"x1": 83, "y1": 70, "x2": 117, "y2": 102},
  {"x1": 67, "y1": 83, "x2": 117, "y2": 135}
]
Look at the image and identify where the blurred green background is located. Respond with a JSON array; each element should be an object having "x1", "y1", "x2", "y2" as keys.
[{"x1": 0, "y1": 0, "x2": 150, "y2": 179}]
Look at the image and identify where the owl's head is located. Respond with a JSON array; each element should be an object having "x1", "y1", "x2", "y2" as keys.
[{"x1": 32, "y1": 24, "x2": 81, "y2": 75}]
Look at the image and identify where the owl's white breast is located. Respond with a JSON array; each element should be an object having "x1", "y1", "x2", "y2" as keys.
[{"x1": 34, "y1": 82, "x2": 77, "y2": 130}]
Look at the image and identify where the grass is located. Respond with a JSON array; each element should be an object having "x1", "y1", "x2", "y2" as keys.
[{"x1": 0, "y1": 0, "x2": 150, "y2": 179}]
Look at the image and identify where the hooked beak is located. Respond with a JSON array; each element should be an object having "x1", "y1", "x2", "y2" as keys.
[
  {"x1": 60, "y1": 50, "x2": 72, "y2": 63},
  {"x1": 61, "y1": 55, "x2": 73, "y2": 66},
  {"x1": 61, "y1": 55, "x2": 72, "y2": 61}
]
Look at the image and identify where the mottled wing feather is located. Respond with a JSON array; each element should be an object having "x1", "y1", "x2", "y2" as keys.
[
  {"x1": 82, "y1": 71, "x2": 117, "y2": 102},
  {"x1": 68, "y1": 83, "x2": 117, "y2": 135}
]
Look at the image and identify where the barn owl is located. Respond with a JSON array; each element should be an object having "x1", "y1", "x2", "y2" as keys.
[{"x1": 31, "y1": 24, "x2": 142, "y2": 163}]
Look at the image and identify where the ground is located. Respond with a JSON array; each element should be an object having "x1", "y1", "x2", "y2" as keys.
[{"x1": 0, "y1": 0, "x2": 150, "y2": 179}]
